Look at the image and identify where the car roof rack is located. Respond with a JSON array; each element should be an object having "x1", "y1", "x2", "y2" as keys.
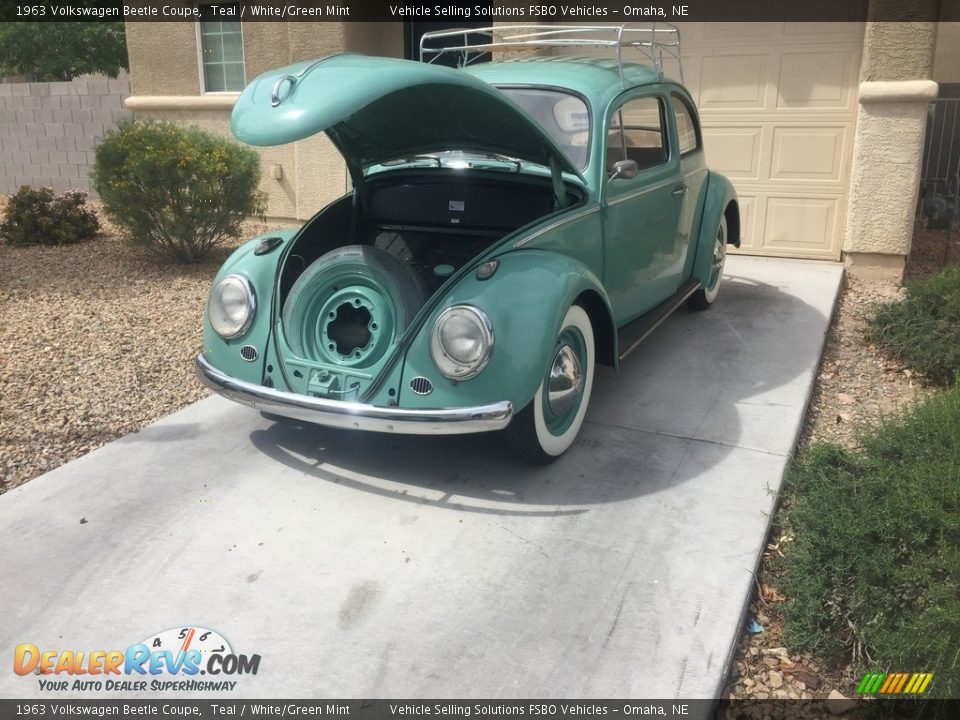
[{"x1": 419, "y1": 23, "x2": 683, "y2": 85}]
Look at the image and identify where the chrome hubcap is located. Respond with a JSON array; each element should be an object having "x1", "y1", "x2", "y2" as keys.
[
  {"x1": 710, "y1": 236, "x2": 725, "y2": 289},
  {"x1": 547, "y1": 344, "x2": 583, "y2": 416}
]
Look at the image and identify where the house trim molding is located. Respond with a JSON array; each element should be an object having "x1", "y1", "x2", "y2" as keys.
[
  {"x1": 858, "y1": 80, "x2": 938, "y2": 104},
  {"x1": 124, "y1": 95, "x2": 239, "y2": 111}
]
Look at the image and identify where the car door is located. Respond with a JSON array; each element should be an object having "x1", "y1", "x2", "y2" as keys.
[
  {"x1": 670, "y1": 91, "x2": 709, "y2": 281},
  {"x1": 602, "y1": 92, "x2": 685, "y2": 327}
]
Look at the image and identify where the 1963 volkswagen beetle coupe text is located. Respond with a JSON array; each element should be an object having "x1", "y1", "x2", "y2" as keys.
[{"x1": 197, "y1": 25, "x2": 740, "y2": 463}]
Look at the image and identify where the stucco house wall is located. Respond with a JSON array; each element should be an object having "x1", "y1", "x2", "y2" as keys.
[{"x1": 123, "y1": 22, "x2": 403, "y2": 223}]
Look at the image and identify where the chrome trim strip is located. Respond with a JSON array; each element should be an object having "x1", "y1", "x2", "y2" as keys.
[
  {"x1": 618, "y1": 281, "x2": 701, "y2": 361},
  {"x1": 605, "y1": 168, "x2": 703, "y2": 206},
  {"x1": 606, "y1": 176, "x2": 676, "y2": 206},
  {"x1": 196, "y1": 354, "x2": 512, "y2": 435},
  {"x1": 513, "y1": 206, "x2": 601, "y2": 248}
]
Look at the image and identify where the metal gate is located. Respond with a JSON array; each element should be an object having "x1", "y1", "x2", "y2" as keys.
[{"x1": 919, "y1": 84, "x2": 960, "y2": 245}]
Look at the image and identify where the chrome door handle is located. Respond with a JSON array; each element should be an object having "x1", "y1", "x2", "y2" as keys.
[{"x1": 671, "y1": 182, "x2": 688, "y2": 197}]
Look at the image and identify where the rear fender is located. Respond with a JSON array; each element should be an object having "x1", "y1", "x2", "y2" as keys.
[
  {"x1": 692, "y1": 172, "x2": 739, "y2": 289},
  {"x1": 396, "y1": 250, "x2": 616, "y2": 412}
]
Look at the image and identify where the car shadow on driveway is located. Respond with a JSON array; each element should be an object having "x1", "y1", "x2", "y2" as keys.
[{"x1": 246, "y1": 272, "x2": 828, "y2": 515}]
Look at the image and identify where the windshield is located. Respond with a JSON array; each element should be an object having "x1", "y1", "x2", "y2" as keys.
[{"x1": 497, "y1": 87, "x2": 591, "y2": 171}]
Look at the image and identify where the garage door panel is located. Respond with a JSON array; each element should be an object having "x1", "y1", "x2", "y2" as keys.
[
  {"x1": 770, "y1": 126, "x2": 847, "y2": 182},
  {"x1": 777, "y1": 52, "x2": 855, "y2": 110},
  {"x1": 702, "y1": 126, "x2": 764, "y2": 180},
  {"x1": 698, "y1": 54, "x2": 770, "y2": 110},
  {"x1": 701, "y1": 22, "x2": 782, "y2": 40},
  {"x1": 782, "y1": 21, "x2": 863, "y2": 40},
  {"x1": 761, "y1": 195, "x2": 840, "y2": 256}
]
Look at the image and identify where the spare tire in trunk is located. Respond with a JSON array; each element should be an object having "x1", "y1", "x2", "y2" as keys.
[{"x1": 281, "y1": 245, "x2": 427, "y2": 366}]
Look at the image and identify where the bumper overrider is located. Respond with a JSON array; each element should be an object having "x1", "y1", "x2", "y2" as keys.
[{"x1": 196, "y1": 354, "x2": 513, "y2": 435}]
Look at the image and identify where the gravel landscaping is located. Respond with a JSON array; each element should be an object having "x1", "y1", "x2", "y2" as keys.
[{"x1": 0, "y1": 197, "x2": 272, "y2": 493}]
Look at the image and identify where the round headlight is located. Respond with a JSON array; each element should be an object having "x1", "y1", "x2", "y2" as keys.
[
  {"x1": 208, "y1": 274, "x2": 255, "y2": 339},
  {"x1": 430, "y1": 305, "x2": 493, "y2": 380}
]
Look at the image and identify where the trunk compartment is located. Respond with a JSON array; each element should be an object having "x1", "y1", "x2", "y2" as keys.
[{"x1": 280, "y1": 170, "x2": 583, "y2": 302}]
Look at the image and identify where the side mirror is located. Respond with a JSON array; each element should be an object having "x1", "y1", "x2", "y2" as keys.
[{"x1": 608, "y1": 159, "x2": 639, "y2": 181}]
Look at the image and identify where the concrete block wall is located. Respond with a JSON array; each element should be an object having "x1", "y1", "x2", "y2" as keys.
[{"x1": 0, "y1": 78, "x2": 131, "y2": 196}]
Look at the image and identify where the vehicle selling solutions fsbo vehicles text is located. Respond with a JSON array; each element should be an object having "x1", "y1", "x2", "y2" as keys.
[{"x1": 387, "y1": 5, "x2": 688, "y2": 18}]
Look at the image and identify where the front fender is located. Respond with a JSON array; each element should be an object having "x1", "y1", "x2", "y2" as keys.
[
  {"x1": 692, "y1": 171, "x2": 739, "y2": 289},
  {"x1": 398, "y1": 250, "x2": 615, "y2": 412},
  {"x1": 201, "y1": 228, "x2": 298, "y2": 384}
]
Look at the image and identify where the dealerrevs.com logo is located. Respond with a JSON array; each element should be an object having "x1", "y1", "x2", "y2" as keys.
[{"x1": 14, "y1": 626, "x2": 260, "y2": 692}]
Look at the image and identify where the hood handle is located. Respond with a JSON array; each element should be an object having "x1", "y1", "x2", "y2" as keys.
[
  {"x1": 270, "y1": 54, "x2": 353, "y2": 108},
  {"x1": 271, "y1": 75, "x2": 296, "y2": 107}
]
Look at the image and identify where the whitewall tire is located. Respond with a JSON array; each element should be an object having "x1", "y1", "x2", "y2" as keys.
[
  {"x1": 687, "y1": 215, "x2": 727, "y2": 311},
  {"x1": 506, "y1": 305, "x2": 595, "y2": 464}
]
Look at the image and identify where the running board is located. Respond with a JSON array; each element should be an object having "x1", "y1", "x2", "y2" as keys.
[{"x1": 617, "y1": 279, "x2": 701, "y2": 362}]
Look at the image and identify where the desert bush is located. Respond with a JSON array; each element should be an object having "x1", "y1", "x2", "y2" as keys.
[
  {"x1": 777, "y1": 385, "x2": 960, "y2": 699},
  {"x1": 867, "y1": 268, "x2": 960, "y2": 386},
  {"x1": 0, "y1": 185, "x2": 99, "y2": 246},
  {"x1": 92, "y1": 120, "x2": 264, "y2": 263}
]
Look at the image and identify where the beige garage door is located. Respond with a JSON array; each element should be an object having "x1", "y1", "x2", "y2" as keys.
[
  {"x1": 685, "y1": 23, "x2": 863, "y2": 260},
  {"x1": 559, "y1": 22, "x2": 864, "y2": 260}
]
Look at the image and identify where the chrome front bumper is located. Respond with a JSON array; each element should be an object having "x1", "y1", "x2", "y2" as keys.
[{"x1": 196, "y1": 354, "x2": 513, "y2": 435}]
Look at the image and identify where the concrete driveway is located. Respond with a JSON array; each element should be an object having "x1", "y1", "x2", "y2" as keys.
[{"x1": 0, "y1": 256, "x2": 842, "y2": 699}]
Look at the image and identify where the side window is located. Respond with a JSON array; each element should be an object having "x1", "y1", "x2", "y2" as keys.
[
  {"x1": 198, "y1": 9, "x2": 245, "y2": 93},
  {"x1": 671, "y1": 94, "x2": 701, "y2": 156},
  {"x1": 606, "y1": 96, "x2": 667, "y2": 175}
]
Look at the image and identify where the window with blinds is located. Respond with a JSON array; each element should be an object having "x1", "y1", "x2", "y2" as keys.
[{"x1": 199, "y1": 11, "x2": 245, "y2": 93}]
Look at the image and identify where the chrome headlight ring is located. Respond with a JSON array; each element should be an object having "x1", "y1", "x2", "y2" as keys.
[
  {"x1": 208, "y1": 274, "x2": 256, "y2": 340},
  {"x1": 430, "y1": 305, "x2": 494, "y2": 380}
]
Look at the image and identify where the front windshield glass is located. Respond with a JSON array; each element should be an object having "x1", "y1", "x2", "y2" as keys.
[{"x1": 497, "y1": 87, "x2": 591, "y2": 171}]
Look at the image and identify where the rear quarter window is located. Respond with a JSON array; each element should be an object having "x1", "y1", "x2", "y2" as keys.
[{"x1": 671, "y1": 93, "x2": 701, "y2": 156}]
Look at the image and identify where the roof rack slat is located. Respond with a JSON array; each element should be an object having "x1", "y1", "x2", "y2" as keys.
[{"x1": 418, "y1": 23, "x2": 683, "y2": 85}]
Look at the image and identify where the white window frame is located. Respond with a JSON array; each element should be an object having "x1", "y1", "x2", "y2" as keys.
[{"x1": 195, "y1": 5, "x2": 246, "y2": 95}]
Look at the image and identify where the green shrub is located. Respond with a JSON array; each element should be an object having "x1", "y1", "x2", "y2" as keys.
[
  {"x1": 778, "y1": 386, "x2": 960, "y2": 698},
  {"x1": 92, "y1": 120, "x2": 265, "y2": 263},
  {"x1": 0, "y1": 185, "x2": 99, "y2": 246},
  {"x1": 867, "y1": 268, "x2": 960, "y2": 386}
]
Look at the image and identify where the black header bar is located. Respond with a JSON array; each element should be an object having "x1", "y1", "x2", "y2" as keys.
[{"x1": 1, "y1": 0, "x2": 959, "y2": 24}]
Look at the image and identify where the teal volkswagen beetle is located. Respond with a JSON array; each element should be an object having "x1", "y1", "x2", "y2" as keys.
[{"x1": 197, "y1": 26, "x2": 739, "y2": 463}]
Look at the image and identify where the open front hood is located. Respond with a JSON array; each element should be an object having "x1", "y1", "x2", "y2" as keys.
[{"x1": 231, "y1": 54, "x2": 581, "y2": 177}]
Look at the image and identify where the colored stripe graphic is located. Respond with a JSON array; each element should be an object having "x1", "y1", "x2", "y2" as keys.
[
  {"x1": 904, "y1": 674, "x2": 920, "y2": 694},
  {"x1": 857, "y1": 672, "x2": 932, "y2": 695},
  {"x1": 856, "y1": 673, "x2": 882, "y2": 694},
  {"x1": 879, "y1": 674, "x2": 896, "y2": 693}
]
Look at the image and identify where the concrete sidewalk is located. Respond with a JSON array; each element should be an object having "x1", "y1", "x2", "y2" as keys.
[{"x1": 0, "y1": 256, "x2": 843, "y2": 699}]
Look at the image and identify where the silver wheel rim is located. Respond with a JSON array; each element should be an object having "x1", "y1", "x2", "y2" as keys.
[{"x1": 705, "y1": 224, "x2": 726, "y2": 302}]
